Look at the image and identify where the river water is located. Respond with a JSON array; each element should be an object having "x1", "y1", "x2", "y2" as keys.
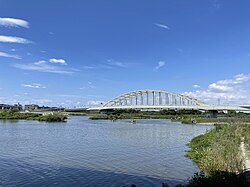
[{"x1": 0, "y1": 116, "x2": 212, "y2": 187}]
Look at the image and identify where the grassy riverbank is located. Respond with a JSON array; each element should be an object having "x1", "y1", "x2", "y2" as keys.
[
  {"x1": 89, "y1": 114, "x2": 171, "y2": 120},
  {"x1": 89, "y1": 109, "x2": 204, "y2": 120},
  {"x1": 0, "y1": 111, "x2": 67, "y2": 122},
  {"x1": 186, "y1": 122, "x2": 250, "y2": 174},
  {"x1": 89, "y1": 109, "x2": 250, "y2": 123},
  {"x1": 170, "y1": 121, "x2": 250, "y2": 187}
]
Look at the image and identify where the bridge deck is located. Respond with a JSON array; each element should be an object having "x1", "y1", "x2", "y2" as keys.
[{"x1": 88, "y1": 105, "x2": 250, "y2": 111}]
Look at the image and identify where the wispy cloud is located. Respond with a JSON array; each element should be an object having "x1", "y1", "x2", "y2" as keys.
[
  {"x1": 154, "y1": 61, "x2": 165, "y2": 71},
  {"x1": 82, "y1": 59, "x2": 129, "y2": 70},
  {"x1": 49, "y1": 58, "x2": 67, "y2": 65},
  {"x1": 22, "y1": 83, "x2": 46, "y2": 89},
  {"x1": 82, "y1": 65, "x2": 97, "y2": 70},
  {"x1": 80, "y1": 81, "x2": 96, "y2": 90},
  {"x1": 13, "y1": 62, "x2": 74, "y2": 74},
  {"x1": 54, "y1": 94, "x2": 85, "y2": 98},
  {"x1": 0, "y1": 35, "x2": 31, "y2": 44},
  {"x1": 0, "y1": 51, "x2": 21, "y2": 59},
  {"x1": 184, "y1": 73, "x2": 250, "y2": 104},
  {"x1": 0, "y1": 17, "x2": 29, "y2": 28},
  {"x1": 0, "y1": 96, "x2": 52, "y2": 106},
  {"x1": 34, "y1": 60, "x2": 46, "y2": 65},
  {"x1": 155, "y1": 23, "x2": 170, "y2": 30},
  {"x1": 193, "y1": 84, "x2": 200, "y2": 89},
  {"x1": 107, "y1": 59, "x2": 127, "y2": 68},
  {"x1": 87, "y1": 100, "x2": 104, "y2": 107}
]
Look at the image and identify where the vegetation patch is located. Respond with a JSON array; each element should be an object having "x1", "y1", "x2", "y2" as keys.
[
  {"x1": 176, "y1": 171, "x2": 249, "y2": 187},
  {"x1": 186, "y1": 122, "x2": 247, "y2": 174},
  {"x1": 0, "y1": 110, "x2": 67, "y2": 122},
  {"x1": 37, "y1": 114, "x2": 67, "y2": 122}
]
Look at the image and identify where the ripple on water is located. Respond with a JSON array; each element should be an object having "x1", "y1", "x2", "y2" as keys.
[{"x1": 0, "y1": 117, "x2": 213, "y2": 187}]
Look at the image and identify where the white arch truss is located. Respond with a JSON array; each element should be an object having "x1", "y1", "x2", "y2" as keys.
[{"x1": 103, "y1": 90, "x2": 206, "y2": 107}]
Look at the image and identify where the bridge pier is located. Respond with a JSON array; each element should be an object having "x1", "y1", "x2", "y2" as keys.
[{"x1": 207, "y1": 110, "x2": 218, "y2": 118}]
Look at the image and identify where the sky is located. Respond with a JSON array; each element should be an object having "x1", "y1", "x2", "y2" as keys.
[{"x1": 0, "y1": 0, "x2": 250, "y2": 107}]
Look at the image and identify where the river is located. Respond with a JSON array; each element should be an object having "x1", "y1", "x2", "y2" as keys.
[{"x1": 0, "y1": 116, "x2": 212, "y2": 187}]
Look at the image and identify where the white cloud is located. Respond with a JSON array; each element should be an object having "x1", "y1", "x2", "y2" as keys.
[
  {"x1": 82, "y1": 65, "x2": 97, "y2": 69},
  {"x1": 0, "y1": 51, "x2": 21, "y2": 59},
  {"x1": 13, "y1": 62, "x2": 74, "y2": 74},
  {"x1": 32, "y1": 99, "x2": 52, "y2": 104},
  {"x1": 22, "y1": 83, "x2": 46, "y2": 89},
  {"x1": 154, "y1": 61, "x2": 165, "y2": 71},
  {"x1": 80, "y1": 82, "x2": 96, "y2": 90},
  {"x1": 55, "y1": 94, "x2": 85, "y2": 98},
  {"x1": 88, "y1": 81, "x2": 96, "y2": 89},
  {"x1": 82, "y1": 59, "x2": 133, "y2": 70},
  {"x1": 49, "y1": 58, "x2": 67, "y2": 65},
  {"x1": 34, "y1": 60, "x2": 46, "y2": 65},
  {"x1": 107, "y1": 59, "x2": 126, "y2": 68},
  {"x1": 0, "y1": 35, "x2": 31, "y2": 44},
  {"x1": 0, "y1": 18, "x2": 29, "y2": 28},
  {"x1": 87, "y1": 100, "x2": 104, "y2": 107},
  {"x1": 155, "y1": 23, "x2": 170, "y2": 30},
  {"x1": 183, "y1": 73, "x2": 250, "y2": 104},
  {"x1": 193, "y1": 84, "x2": 200, "y2": 88},
  {"x1": 0, "y1": 96, "x2": 53, "y2": 106}
]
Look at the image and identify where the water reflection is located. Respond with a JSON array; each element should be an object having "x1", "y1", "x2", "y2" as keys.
[{"x1": 0, "y1": 116, "x2": 213, "y2": 187}]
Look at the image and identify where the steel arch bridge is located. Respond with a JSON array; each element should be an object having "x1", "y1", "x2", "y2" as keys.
[
  {"x1": 103, "y1": 90, "x2": 206, "y2": 107},
  {"x1": 88, "y1": 90, "x2": 250, "y2": 113}
]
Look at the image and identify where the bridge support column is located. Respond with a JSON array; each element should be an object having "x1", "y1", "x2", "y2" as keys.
[
  {"x1": 146, "y1": 92, "x2": 149, "y2": 105},
  {"x1": 141, "y1": 93, "x2": 143, "y2": 105},
  {"x1": 207, "y1": 110, "x2": 218, "y2": 118},
  {"x1": 159, "y1": 92, "x2": 162, "y2": 105},
  {"x1": 153, "y1": 91, "x2": 155, "y2": 105}
]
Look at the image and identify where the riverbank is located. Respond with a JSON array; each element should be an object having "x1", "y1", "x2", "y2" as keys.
[
  {"x1": 89, "y1": 109, "x2": 250, "y2": 123},
  {"x1": 186, "y1": 122, "x2": 250, "y2": 174},
  {"x1": 0, "y1": 111, "x2": 67, "y2": 122},
  {"x1": 89, "y1": 114, "x2": 250, "y2": 127}
]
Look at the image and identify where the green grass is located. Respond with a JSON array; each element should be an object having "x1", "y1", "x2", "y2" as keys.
[
  {"x1": 36, "y1": 114, "x2": 67, "y2": 122},
  {"x1": 0, "y1": 110, "x2": 67, "y2": 122},
  {"x1": 186, "y1": 123, "x2": 245, "y2": 174},
  {"x1": 89, "y1": 114, "x2": 172, "y2": 120}
]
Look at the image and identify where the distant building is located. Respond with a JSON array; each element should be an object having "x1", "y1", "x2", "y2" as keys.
[
  {"x1": 24, "y1": 104, "x2": 39, "y2": 111},
  {"x1": 0, "y1": 103, "x2": 23, "y2": 111},
  {"x1": 13, "y1": 103, "x2": 23, "y2": 111},
  {"x1": 0, "y1": 104, "x2": 12, "y2": 110},
  {"x1": 0, "y1": 103, "x2": 64, "y2": 111}
]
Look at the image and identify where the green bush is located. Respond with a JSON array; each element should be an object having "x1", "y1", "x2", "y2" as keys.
[
  {"x1": 38, "y1": 114, "x2": 67, "y2": 122},
  {"x1": 177, "y1": 171, "x2": 249, "y2": 187},
  {"x1": 186, "y1": 123, "x2": 245, "y2": 173},
  {"x1": 0, "y1": 111, "x2": 67, "y2": 122}
]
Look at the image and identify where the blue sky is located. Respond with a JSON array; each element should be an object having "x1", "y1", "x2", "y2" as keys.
[{"x1": 0, "y1": 0, "x2": 250, "y2": 107}]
